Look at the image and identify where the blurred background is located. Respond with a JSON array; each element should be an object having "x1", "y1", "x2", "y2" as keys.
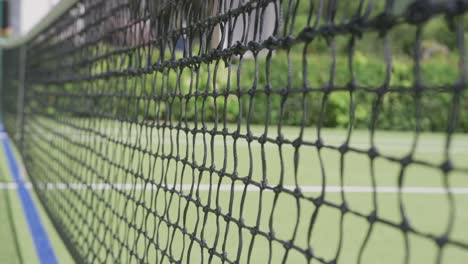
[{"x1": 0, "y1": 0, "x2": 60, "y2": 37}]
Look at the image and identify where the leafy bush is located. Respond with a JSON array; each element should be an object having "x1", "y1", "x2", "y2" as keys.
[
  {"x1": 44, "y1": 3, "x2": 468, "y2": 132},
  {"x1": 119, "y1": 49, "x2": 465, "y2": 132}
]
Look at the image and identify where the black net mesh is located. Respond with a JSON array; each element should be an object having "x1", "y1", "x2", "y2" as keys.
[{"x1": 2, "y1": 0, "x2": 468, "y2": 263}]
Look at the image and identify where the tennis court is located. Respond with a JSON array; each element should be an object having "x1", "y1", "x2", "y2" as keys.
[
  {"x1": 0, "y1": 136, "x2": 73, "y2": 264},
  {"x1": 1, "y1": 0, "x2": 468, "y2": 263},
  {"x1": 2, "y1": 121, "x2": 468, "y2": 263}
]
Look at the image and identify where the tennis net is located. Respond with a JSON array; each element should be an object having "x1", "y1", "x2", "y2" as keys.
[{"x1": 2, "y1": 0, "x2": 468, "y2": 263}]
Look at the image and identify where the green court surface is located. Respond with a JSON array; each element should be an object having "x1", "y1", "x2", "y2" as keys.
[
  {"x1": 0, "y1": 144, "x2": 23, "y2": 264},
  {"x1": 0, "y1": 138, "x2": 73, "y2": 264},
  {"x1": 11, "y1": 119, "x2": 468, "y2": 263}
]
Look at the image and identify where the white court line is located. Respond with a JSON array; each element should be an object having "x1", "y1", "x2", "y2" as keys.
[
  {"x1": 0, "y1": 182, "x2": 32, "y2": 189},
  {"x1": 0, "y1": 182, "x2": 19, "y2": 190},
  {"x1": 2, "y1": 182, "x2": 468, "y2": 194}
]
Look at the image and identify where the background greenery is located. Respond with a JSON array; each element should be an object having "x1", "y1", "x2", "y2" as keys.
[{"x1": 38, "y1": 0, "x2": 468, "y2": 132}]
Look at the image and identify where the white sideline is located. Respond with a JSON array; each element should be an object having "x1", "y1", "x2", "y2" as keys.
[
  {"x1": 1, "y1": 182, "x2": 468, "y2": 194},
  {"x1": 0, "y1": 182, "x2": 19, "y2": 190}
]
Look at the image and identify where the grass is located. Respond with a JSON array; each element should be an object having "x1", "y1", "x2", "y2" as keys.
[{"x1": 1, "y1": 116, "x2": 464, "y2": 263}]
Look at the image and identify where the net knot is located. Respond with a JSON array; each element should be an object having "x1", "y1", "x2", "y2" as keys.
[
  {"x1": 338, "y1": 143, "x2": 348, "y2": 154},
  {"x1": 264, "y1": 36, "x2": 280, "y2": 50},
  {"x1": 233, "y1": 41, "x2": 248, "y2": 56},
  {"x1": 211, "y1": 49, "x2": 223, "y2": 60},
  {"x1": 319, "y1": 25, "x2": 336, "y2": 42},
  {"x1": 273, "y1": 185, "x2": 282, "y2": 194},
  {"x1": 248, "y1": 41, "x2": 262, "y2": 53},
  {"x1": 282, "y1": 36, "x2": 295, "y2": 48},
  {"x1": 315, "y1": 139, "x2": 324, "y2": 150},
  {"x1": 209, "y1": 165, "x2": 216, "y2": 173},
  {"x1": 246, "y1": 132, "x2": 254, "y2": 143},
  {"x1": 346, "y1": 81, "x2": 356, "y2": 92},
  {"x1": 348, "y1": 16, "x2": 365, "y2": 38},
  {"x1": 250, "y1": 227, "x2": 258, "y2": 235},
  {"x1": 306, "y1": 247, "x2": 314, "y2": 259},
  {"x1": 238, "y1": 217, "x2": 245, "y2": 226},
  {"x1": 260, "y1": 180, "x2": 268, "y2": 189},
  {"x1": 377, "y1": 85, "x2": 388, "y2": 95},
  {"x1": 201, "y1": 239, "x2": 207, "y2": 248},
  {"x1": 265, "y1": 84, "x2": 273, "y2": 95},
  {"x1": 208, "y1": 247, "x2": 215, "y2": 255},
  {"x1": 268, "y1": 231, "x2": 276, "y2": 240},
  {"x1": 294, "y1": 187, "x2": 302, "y2": 198},
  {"x1": 258, "y1": 135, "x2": 266, "y2": 144},
  {"x1": 275, "y1": 135, "x2": 284, "y2": 145},
  {"x1": 242, "y1": 177, "x2": 250, "y2": 185},
  {"x1": 368, "y1": 147, "x2": 379, "y2": 159},
  {"x1": 367, "y1": 211, "x2": 377, "y2": 223},
  {"x1": 436, "y1": 235, "x2": 448, "y2": 247},
  {"x1": 340, "y1": 202, "x2": 349, "y2": 214},
  {"x1": 209, "y1": 128, "x2": 216, "y2": 136},
  {"x1": 401, "y1": 218, "x2": 411, "y2": 232},
  {"x1": 188, "y1": 232, "x2": 195, "y2": 240},
  {"x1": 440, "y1": 160, "x2": 453, "y2": 174},
  {"x1": 313, "y1": 196, "x2": 323, "y2": 206},
  {"x1": 412, "y1": 83, "x2": 424, "y2": 96},
  {"x1": 372, "y1": 12, "x2": 397, "y2": 35},
  {"x1": 292, "y1": 138, "x2": 302, "y2": 148},
  {"x1": 401, "y1": 156, "x2": 412, "y2": 167},
  {"x1": 221, "y1": 252, "x2": 228, "y2": 261},
  {"x1": 298, "y1": 27, "x2": 316, "y2": 42},
  {"x1": 224, "y1": 214, "x2": 231, "y2": 222},
  {"x1": 453, "y1": 82, "x2": 465, "y2": 93}
]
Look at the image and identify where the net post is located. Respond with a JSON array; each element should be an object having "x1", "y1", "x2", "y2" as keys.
[
  {"x1": 0, "y1": 46, "x2": 2, "y2": 124},
  {"x1": 16, "y1": 44, "x2": 25, "y2": 153}
]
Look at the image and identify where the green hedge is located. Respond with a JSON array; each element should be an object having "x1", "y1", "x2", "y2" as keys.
[
  {"x1": 39, "y1": 47, "x2": 467, "y2": 132},
  {"x1": 39, "y1": 1, "x2": 468, "y2": 132},
  {"x1": 64, "y1": 48, "x2": 465, "y2": 132}
]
